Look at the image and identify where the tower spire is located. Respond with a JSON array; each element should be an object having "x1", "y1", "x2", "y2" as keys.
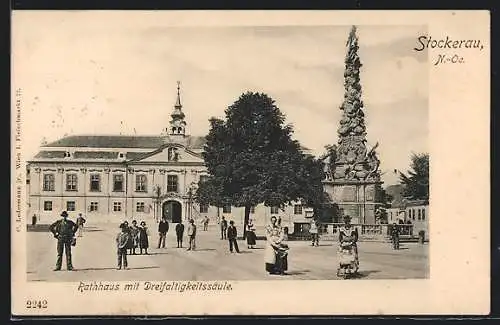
[
  {"x1": 175, "y1": 80, "x2": 182, "y2": 108},
  {"x1": 167, "y1": 81, "x2": 187, "y2": 137}
]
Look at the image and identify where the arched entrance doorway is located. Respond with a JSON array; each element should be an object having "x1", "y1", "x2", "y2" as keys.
[{"x1": 162, "y1": 200, "x2": 182, "y2": 223}]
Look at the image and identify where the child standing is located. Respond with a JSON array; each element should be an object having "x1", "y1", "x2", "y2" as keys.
[{"x1": 116, "y1": 223, "x2": 130, "y2": 270}]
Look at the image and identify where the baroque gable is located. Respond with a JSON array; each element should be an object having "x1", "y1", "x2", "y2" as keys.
[{"x1": 132, "y1": 144, "x2": 204, "y2": 164}]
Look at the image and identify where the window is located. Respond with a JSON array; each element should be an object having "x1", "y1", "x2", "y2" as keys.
[
  {"x1": 422, "y1": 209, "x2": 426, "y2": 220},
  {"x1": 90, "y1": 202, "x2": 98, "y2": 212},
  {"x1": 113, "y1": 202, "x2": 122, "y2": 212},
  {"x1": 90, "y1": 174, "x2": 100, "y2": 192},
  {"x1": 167, "y1": 175, "x2": 178, "y2": 192},
  {"x1": 412, "y1": 209, "x2": 415, "y2": 220},
  {"x1": 418, "y1": 209, "x2": 422, "y2": 220},
  {"x1": 294, "y1": 204, "x2": 303, "y2": 215},
  {"x1": 44, "y1": 201, "x2": 52, "y2": 211},
  {"x1": 66, "y1": 201, "x2": 76, "y2": 211},
  {"x1": 136, "y1": 202, "x2": 145, "y2": 212},
  {"x1": 66, "y1": 174, "x2": 78, "y2": 191},
  {"x1": 199, "y1": 203, "x2": 209, "y2": 213},
  {"x1": 135, "y1": 174, "x2": 147, "y2": 192},
  {"x1": 43, "y1": 174, "x2": 55, "y2": 191},
  {"x1": 270, "y1": 206, "x2": 279, "y2": 214},
  {"x1": 222, "y1": 204, "x2": 231, "y2": 213},
  {"x1": 113, "y1": 174, "x2": 124, "y2": 192},
  {"x1": 250, "y1": 206, "x2": 256, "y2": 214}
]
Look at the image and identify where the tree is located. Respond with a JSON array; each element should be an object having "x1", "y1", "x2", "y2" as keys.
[
  {"x1": 196, "y1": 91, "x2": 324, "y2": 238},
  {"x1": 399, "y1": 153, "x2": 429, "y2": 201}
]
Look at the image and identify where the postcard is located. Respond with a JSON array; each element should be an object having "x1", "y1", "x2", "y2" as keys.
[{"x1": 11, "y1": 10, "x2": 490, "y2": 316}]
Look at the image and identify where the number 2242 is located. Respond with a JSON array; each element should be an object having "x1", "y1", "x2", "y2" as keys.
[{"x1": 26, "y1": 300, "x2": 48, "y2": 309}]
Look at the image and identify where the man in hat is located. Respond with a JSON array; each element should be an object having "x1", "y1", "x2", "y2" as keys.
[
  {"x1": 76, "y1": 213, "x2": 86, "y2": 237},
  {"x1": 49, "y1": 211, "x2": 78, "y2": 271},
  {"x1": 227, "y1": 220, "x2": 240, "y2": 253}
]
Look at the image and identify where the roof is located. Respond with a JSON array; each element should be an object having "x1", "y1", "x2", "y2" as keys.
[
  {"x1": 43, "y1": 135, "x2": 207, "y2": 150},
  {"x1": 34, "y1": 151, "x2": 67, "y2": 159},
  {"x1": 73, "y1": 151, "x2": 119, "y2": 159}
]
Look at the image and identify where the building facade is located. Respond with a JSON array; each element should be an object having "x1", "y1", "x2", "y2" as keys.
[{"x1": 26, "y1": 85, "x2": 307, "y2": 229}]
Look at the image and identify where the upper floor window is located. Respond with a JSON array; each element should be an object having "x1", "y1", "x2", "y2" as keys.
[
  {"x1": 199, "y1": 175, "x2": 209, "y2": 184},
  {"x1": 270, "y1": 206, "x2": 279, "y2": 215},
  {"x1": 422, "y1": 209, "x2": 426, "y2": 220},
  {"x1": 90, "y1": 174, "x2": 100, "y2": 192},
  {"x1": 43, "y1": 174, "x2": 55, "y2": 191},
  {"x1": 113, "y1": 174, "x2": 124, "y2": 192},
  {"x1": 294, "y1": 204, "x2": 303, "y2": 215},
  {"x1": 135, "y1": 174, "x2": 147, "y2": 192},
  {"x1": 250, "y1": 206, "x2": 256, "y2": 214},
  {"x1": 167, "y1": 175, "x2": 178, "y2": 192},
  {"x1": 66, "y1": 174, "x2": 78, "y2": 191}
]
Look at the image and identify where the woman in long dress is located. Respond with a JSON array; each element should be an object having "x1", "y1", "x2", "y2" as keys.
[
  {"x1": 246, "y1": 218, "x2": 257, "y2": 249},
  {"x1": 264, "y1": 216, "x2": 289, "y2": 275},
  {"x1": 138, "y1": 221, "x2": 149, "y2": 255}
]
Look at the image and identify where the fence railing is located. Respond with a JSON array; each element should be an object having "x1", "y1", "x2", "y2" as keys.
[{"x1": 291, "y1": 223, "x2": 415, "y2": 241}]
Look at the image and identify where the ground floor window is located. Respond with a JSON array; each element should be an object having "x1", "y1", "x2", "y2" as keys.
[
  {"x1": 222, "y1": 204, "x2": 231, "y2": 213},
  {"x1": 90, "y1": 202, "x2": 98, "y2": 212},
  {"x1": 113, "y1": 202, "x2": 122, "y2": 212},
  {"x1": 199, "y1": 203, "x2": 209, "y2": 213},
  {"x1": 66, "y1": 201, "x2": 76, "y2": 211},
  {"x1": 136, "y1": 202, "x2": 145, "y2": 212},
  {"x1": 44, "y1": 201, "x2": 52, "y2": 211}
]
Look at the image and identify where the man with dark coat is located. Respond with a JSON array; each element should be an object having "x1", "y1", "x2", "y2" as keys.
[
  {"x1": 49, "y1": 211, "x2": 78, "y2": 271},
  {"x1": 175, "y1": 221, "x2": 185, "y2": 248},
  {"x1": 220, "y1": 216, "x2": 228, "y2": 240},
  {"x1": 157, "y1": 217, "x2": 169, "y2": 249},
  {"x1": 227, "y1": 220, "x2": 240, "y2": 253}
]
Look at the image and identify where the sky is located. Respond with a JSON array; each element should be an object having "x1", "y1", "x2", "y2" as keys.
[{"x1": 12, "y1": 12, "x2": 428, "y2": 186}]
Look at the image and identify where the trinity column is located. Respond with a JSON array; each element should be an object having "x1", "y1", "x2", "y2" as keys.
[{"x1": 323, "y1": 26, "x2": 383, "y2": 225}]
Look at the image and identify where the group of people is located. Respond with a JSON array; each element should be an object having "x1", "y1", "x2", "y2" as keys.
[
  {"x1": 219, "y1": 216, "x2": 257, "y2": 252},
  {"x1": 48, "y1": 209, "x2": 360, "y2": 276},
  {"x1": 116, "y1": 217, "x2": 198, "y2": 269}
]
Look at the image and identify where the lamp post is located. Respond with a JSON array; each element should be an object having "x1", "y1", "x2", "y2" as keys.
[{"x1": 187, "y1": 188, "x2": 192, "y2": 221}]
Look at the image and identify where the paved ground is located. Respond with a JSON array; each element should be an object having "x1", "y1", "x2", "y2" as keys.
[{"x1": 27, "y1": 224, "x2": 429, "y2": 282}]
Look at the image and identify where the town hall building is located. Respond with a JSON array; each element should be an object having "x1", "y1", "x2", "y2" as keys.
[{"x1": 26, "y1": 84, "x2": 310, "y2": 229}]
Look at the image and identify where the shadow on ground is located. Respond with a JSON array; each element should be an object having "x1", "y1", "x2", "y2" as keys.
[
  {"x1": 75, "y1": 266, "x2": 159, "y2": 271},
  {"x1": 285, "y1": 269, "x2": 311, "y2": 276}
]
